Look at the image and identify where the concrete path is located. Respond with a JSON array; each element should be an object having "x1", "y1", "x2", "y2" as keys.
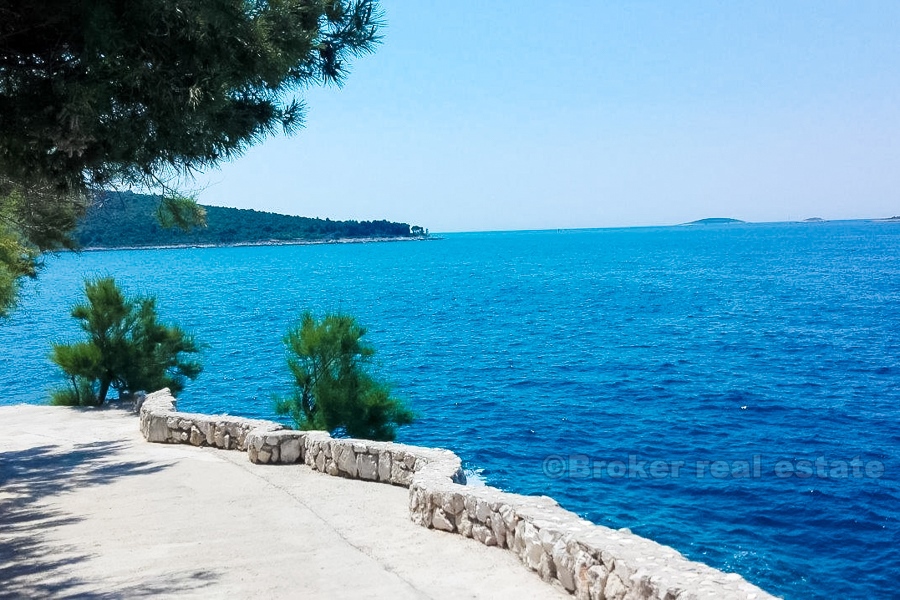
[{"x1": 0, "y1": 404, "x2": 567, "y2": 599}]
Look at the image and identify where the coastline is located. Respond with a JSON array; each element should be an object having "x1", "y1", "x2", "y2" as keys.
[{"x1": 76, "y1": 235, "x2": 438, "y2": 252}]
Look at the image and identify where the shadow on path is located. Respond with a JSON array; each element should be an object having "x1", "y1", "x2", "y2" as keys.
[{"x1": 0, "y1": 440, "x2": 219, "y2": 598}]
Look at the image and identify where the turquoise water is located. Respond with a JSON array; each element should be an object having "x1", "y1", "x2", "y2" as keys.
[{"x1": 2, "y1": 222, "x2": 899, "y2": 598}]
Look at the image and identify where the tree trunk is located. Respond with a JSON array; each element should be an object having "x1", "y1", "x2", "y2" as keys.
[
  {"x1": 97, "y1": 378, "x2": 111, "y2": 406},
  {"x1": 70, "y1": 376, "x2": 81, "y2": 405},
  {"x1": 301, "y1": 388, "x2": 314, "y2": 422}
]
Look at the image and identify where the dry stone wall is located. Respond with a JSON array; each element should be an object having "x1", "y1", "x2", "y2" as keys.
[
  {"x1": 139, "y1": 389, "x2": 777, "y2": 600},
  {"x1": 138, "y1": 389, "x2": 284, "y2": 450}
]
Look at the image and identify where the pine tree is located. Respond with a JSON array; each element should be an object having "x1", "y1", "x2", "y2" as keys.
[
  {"x1": 50, "y1": 277, "x2": 201, "y2": 405},
  {"x1": 276, "y1": 312, "x2": 414, "y2": 441},
  {"x1": 0, "y1": 1, "x2": 382, "y2": 316}
]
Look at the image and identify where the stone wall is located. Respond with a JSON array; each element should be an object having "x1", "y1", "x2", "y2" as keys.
[
  {"x1": 138, "y1": 389, "x2": 284, "y2": 451},
  {"x1": 139, "y1": 389, "x2": 777, "y2": 600}
]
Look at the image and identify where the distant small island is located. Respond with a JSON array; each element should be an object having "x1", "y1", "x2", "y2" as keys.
[
  {"x1": 75, "y1": 191, "x2": 428, "y2": 249},
  {"x1": 803, "y1": 217, "x2": 826, "y2": 222},
  {"x1": 683, "y1": 218, "x2": 745, "y2": 225}
]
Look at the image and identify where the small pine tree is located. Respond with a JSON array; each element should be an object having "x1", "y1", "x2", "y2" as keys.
[
  {"x1": 276, "y1": 312, "x2": 414, "y2": 441},
  {"x1": 50, "y1": 277, "x2": 201, "y2": 406}
]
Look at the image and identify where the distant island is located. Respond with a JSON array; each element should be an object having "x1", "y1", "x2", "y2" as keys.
[
  {"x1": 803, "y1": 217, "x2": 826, "y2": 222},
  {"x1": 74, "y1": 191, "x2": 427, "y2": 249},
  {"x1": 683, "y1": 218, "x2": 745, "y2": 225}
]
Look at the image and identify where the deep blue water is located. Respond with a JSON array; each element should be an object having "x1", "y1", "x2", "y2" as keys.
[{"x1": 2, "y1": 222, "x2": 899, "y2": 599}]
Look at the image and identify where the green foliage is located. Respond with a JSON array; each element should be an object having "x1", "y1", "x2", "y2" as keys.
[
  {"x1": 0, "y1": 0, "x2": 381, "y2": 191},
  {"x1": 0, "y1": 1, "x2": 382, "y2": 315},
  {"x1": 50, "y1": 378, "x2": 99, "y2": 407},
  {"x1": 75, "y1": 191, "x2": 418, "y2": 248},
  {"x1": 156, "y1": 196, "x2": 209, "y2": 232},
  {"x1": 276, "y1": 312, "x2": 414, "y2": 441},
  {"x1": 0, "y1": 179, "x2": 87, "y2": 317},
  {"x1": 50, "y1": 277, "x2": 202, "y2": 405}
]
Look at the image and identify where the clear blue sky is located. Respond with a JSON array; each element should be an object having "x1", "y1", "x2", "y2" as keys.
[{"x1": 196, "y1": 1, "x2": 900, "y2": 232}]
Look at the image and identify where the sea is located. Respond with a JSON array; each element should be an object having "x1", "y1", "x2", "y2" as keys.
[{"x1": 2, "y1": 221, "x2": 898, "y2": 599}]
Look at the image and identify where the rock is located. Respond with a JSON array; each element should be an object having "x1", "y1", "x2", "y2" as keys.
[
  {"x1": 377, "y1": 452, "x2": 392, "y2": 481},
  {"x1": 457, "y1": 511, "x2": 473, "y2": 538},
  {"x1": 131, "y1": 391, "x2": 147, "y2": 412},
  {"x1": 580, "y1": 564, "x2": 608, "y2": 600},
  {"x1": 472, "y1": 523, "x2": 497, "y2": 547},
  {"x1": 604, "y1": 573, "x2": 627, "y2": 600},
  {"x1": 391, "y1": 460, "x2": 411, "y2": 486},
  {"x1": 586, "y1": 565, "x2": 610, "y2": 600},
  {"x1": 522, "y1": 523, "x2": 544, "y2": 570},
  {"x1": 539, "y1": 526, "x2": 561, "y2": 554},
  {"x1": 357, "y1": 453, "x2": 377, "y2": 480},
  {"x1": 612, "y1": 556, "x2": 632, "y2": 585},
  {"x1": 441, "y1": 491, "x2": 465, "y2": 516},
  {"x1": 538, "y1": 551, "x2": 556, "y2": 583},
  {"x1": 465, "y1": 495, "x2": 478, "y2": 518},
  {"x1": 408, "y1": 486, "x2": 433, "y2": 528},
  {"x1": 571, "y1": 544, "x2": 599, "y2": 599},
  {"x1": 257, "y1": 449, "x2": 271, "y2": 464},
  {"x1": 499, "y1": 504, "x2": 516, "y2": 529},
  {"x1": 552, "y1": 539, "x2": 576, "y2": 591},
  {"x1": 189, "y1": 426, "x2": 202, "y2": 446},
  {"x1": 222, "y1": 433, "x2": 231, "y2": 450},
  {"x1": 336, "y1": 445, "x2": 357, "y2": 477},
  {"x1": 146, "y1": 415, "x2": 169, "y2": 443},
  {"x1": 432, "y1": 508, "x2": 455, "y2": 532},
  {"x1": 314, "y1": 451, "x2": 326, "y2": 472},
  {"x1": 475, "y1": 499, "x2": 491, "y2": 523},
  {"x1": 485, "y1": 513, "x2": 506, "y2": 548},
  {"x1": 281, "y1": 438, "x2": 302, "y2": 463}
]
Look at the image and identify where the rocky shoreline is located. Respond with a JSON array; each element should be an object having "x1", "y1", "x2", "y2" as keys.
[{"x1": 78, "y1": 235, "x2": 437, "y2": 252}]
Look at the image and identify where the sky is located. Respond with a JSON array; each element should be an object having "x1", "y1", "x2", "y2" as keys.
[{"x1": 196, "y1": 1, "x2": 900, "y2": 232}]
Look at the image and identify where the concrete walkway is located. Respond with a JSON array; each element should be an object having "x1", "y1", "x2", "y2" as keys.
[{"x1": 0, "y1": 405, "x2": 567, "y2": 599}]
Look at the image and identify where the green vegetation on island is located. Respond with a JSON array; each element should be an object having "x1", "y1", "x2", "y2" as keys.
[
  {"x1": 50, "y1": 277, "x2": 202, "y2": 406},
  {"x1": 276, "y1": 312, "x2": 415, "y2": 441},
  {"x1": 684, "y1": 218, "x2": 745, "y2": 225},
  {"x1": 75, "y1": 191, "x2": 425, "y2": 249}
]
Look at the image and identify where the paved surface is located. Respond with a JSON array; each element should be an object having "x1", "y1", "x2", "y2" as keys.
[{"x1": 0, "y1": 404, "x2": 567, "y2": 599}]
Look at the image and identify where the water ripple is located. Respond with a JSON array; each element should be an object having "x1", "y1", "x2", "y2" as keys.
[{"x1": 2, "y1": 222, "x2": 899, "y2": 599}]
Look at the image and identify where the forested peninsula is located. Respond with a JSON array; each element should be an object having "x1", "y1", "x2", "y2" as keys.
[{"x1": 74, "y1": 191, "x2": 426, "y2": 249}]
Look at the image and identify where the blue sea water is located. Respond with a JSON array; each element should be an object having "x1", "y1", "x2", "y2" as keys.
[{"x1": 2, "y1": 221, "x2": 899, "y2": 598}]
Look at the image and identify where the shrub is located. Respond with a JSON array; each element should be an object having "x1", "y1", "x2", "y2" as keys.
[
  {"x1": 50, "y1": 277, "x2": 201, "y2": 405},
  {"x1": 276, "y1": 312, "x2": 414, "y2": 441}
]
